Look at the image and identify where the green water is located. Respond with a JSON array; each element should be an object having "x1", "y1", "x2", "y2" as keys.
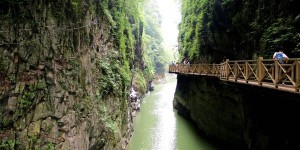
[{"x1": 128, "y1": 75, "x2": 218, "y2": 150}]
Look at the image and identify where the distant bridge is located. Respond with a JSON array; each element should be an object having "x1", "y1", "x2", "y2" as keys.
[{"x1": 169, "y1": 57, "x2": 300, "y2": 94}]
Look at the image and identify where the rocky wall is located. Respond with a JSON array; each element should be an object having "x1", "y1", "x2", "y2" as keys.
[
  {"x1": 174, "y1": 74, "x2": 300, "y2": 150},
  {"x1": 0, "y1": 1, "x2": 141, "y2": 149}
]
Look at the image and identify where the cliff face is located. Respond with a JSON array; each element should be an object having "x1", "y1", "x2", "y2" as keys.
[
  {"x1": 174, "y1": 75, "x2": 300, "y2": 149},
  {"x1": 0, "y1": 1, "x2": 144, "y2": 149},
  {"x1": 178, "y1": 0, "x2": 299, "y2": 63}
]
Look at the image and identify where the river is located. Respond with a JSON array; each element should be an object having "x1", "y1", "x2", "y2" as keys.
[{"x1": 127, "y1": 74, "x2": 218, "y2": 150}]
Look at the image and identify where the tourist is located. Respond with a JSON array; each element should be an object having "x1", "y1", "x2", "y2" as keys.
[{"x1": 273, "y1": 49, "x2": 289, "y2": 64}]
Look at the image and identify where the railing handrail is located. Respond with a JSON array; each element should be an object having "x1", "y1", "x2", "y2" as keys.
[{"x1": 169, "y1": 58, "x2": 300, "y2": 93}]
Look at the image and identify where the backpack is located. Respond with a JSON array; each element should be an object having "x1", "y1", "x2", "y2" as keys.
[{"x1": 275, "y1": 52, "x2": 284, "y2": 59}]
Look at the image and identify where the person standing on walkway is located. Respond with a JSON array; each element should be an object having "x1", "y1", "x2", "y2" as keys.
[
  {"x1": 273, "y1": 49, "x2": 289, "y2": 85},
  {"x1": 273, "y1": 49, "x2": 289, "y2": 64}
]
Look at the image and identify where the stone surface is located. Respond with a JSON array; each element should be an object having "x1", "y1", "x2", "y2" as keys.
[
  {"x1": 174, "y1": 74, "x2": 300, "y2": 149},
  {"x1": 0, "y1": 1, "x2": 147, "y2": 149}
]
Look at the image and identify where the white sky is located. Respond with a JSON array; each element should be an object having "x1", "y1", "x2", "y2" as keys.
[{"x1": 155, "y1": 0, "x2": 181, "y2": 51}]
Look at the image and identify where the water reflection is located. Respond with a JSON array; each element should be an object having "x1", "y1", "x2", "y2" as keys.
[
  {"x1": 153, "y1": 79, "x2": 177, "y2": 150},
  {"x1": 128, "y1": 75, "x2": 218, "y2": 150}
]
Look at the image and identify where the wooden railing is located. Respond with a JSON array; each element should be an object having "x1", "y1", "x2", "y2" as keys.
[{"x1": 169, "y1": 57, "x2": 300, "y2": 93}]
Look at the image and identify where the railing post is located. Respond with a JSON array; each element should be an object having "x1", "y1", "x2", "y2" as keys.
[
  {"x1": 226, "y1": 59, "x2": 229, "y2": 80},
  {"x1": 219, "y1": 63, "x2": 223, "y2": 79},
  {"x1": 212, "y1": 63, "x2": 215, "y2": 76},
  {"x1": 234, "y1": 61, "x2": 238, "y2": 81},
  {"x1": 245, "y1": 61, "x2": 249, "y2": 83},
  {"x1": 220, "y1": 63, "x2": 225, "y2": 79},
  {"x1": 274, "y1": 60, "x2": 279, "y2": 85},
  {"x1": 296, "y1": 61, "x2": 300, "y2": 92},
  {"x1": 257, "y1": 57, "x2": 263, "y2": 86}
]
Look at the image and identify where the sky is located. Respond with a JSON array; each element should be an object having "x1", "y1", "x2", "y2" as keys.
[{"x1": 155, "y1": 0, "x2": 181, "y2": 51}]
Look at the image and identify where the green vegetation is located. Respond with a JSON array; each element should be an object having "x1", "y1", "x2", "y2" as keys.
[
  {"x1": 38, "y1": 142, "x2": 55, "y2": 150},
  {"x1": 0, "y1": 116, "x2": 10, "y2": 127},
  {"x1": 20, "y1": 92, "x2": 35, "y2": 108},
  {"x1": 179, "y1": 0, "x2": 299, "y2": 63},
  {"x1": 133, "y1": 70, "x2": 147, "y2": 93},
  {"x1": 0, "y1": 139, "x2": 19, "y2": 149},
  {"x1": 36, "y1": 80, "x2": 47, "y2": 90},
  {"x1": 98, "y1": 0, "x2": 157, "y2": 86},
  {"x1": 96, "y1": 53, "x2": 124, "y2": 95},
  {"x1": 99, "y1": 104, "x2": 118, "y2": 135},
  {"x1": 142, "y1": 0, "x2": 167, "y2": 75},
  {"x1": 28, "y1": 135, "x2": 38, "y2": 149},
  {"x1": 259, "y1": 17, "x2": 299, "y2": 57}
]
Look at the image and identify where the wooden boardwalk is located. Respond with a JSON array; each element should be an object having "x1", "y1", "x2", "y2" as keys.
[{"x1": 169, "y1": 57, "x2": 300, "y2": 94}]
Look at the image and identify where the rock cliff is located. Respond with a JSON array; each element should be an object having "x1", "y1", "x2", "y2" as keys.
[
  {"x1": 174, "y1": 75, "x2": 300, "y2": 149},
  {"x1": 0, "y1": 0, "x2": 146, "y2": 149}
]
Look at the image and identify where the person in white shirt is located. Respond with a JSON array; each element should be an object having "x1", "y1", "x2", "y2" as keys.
[
  {"x1": 273, "y1": 49, "x2": 289, "y2": 85},
  {"x1": 273, "y1": 50, "x2": 289, "y2": 64}
]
